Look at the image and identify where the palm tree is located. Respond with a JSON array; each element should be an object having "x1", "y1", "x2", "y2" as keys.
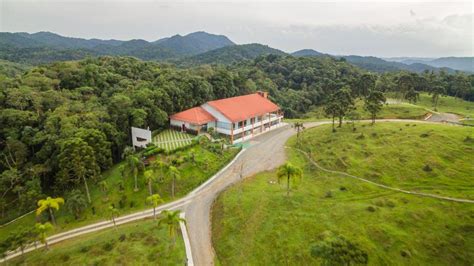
[
  {"x1": 158, "y1": 210, "x2": 185, "y2": 247},
  {"x1": 109, "y1": 205, "x2": 119, "y2": 229},
  {"x1": 293, "y1": 122, "x2": 305, "y2": 145},
  {"x1": 144, "y1": 170, "x2": 157, "y2": 196},
  {"x1": 36, "y1": 197, "x2": 64, "y2": 225},
  {"x1": 146, "y1": 194, "x2": 164, "y2": 220},
  {"x1": 125, "y1": 154, "x2": 143, "y2": 192},
  {"x1": 166, "y1": 166, "x2": 181, "y2": 198},
  {"x1": 66, "y1": 190, "x2": 88, "y2": 220},
  {"x1": 35, "y1": 222, "x2": 53, "y2": 250},
  {"x1": 277, "y1": 163, "x2": 303, "y2": 197}
]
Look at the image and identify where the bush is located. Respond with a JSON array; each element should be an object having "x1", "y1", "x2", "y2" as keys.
[
  {"x1": 339, "y1": 186, "x2": 347, "y2": 191},
  {"x1": 324, "y1": 191, "x2": 333, "y2": 198},
  {"x1": 464, "y1": 136, "x2": 474, "y2": 143},
  {"x1": 129, "y1": 201, "x2": 136, "y2": 208},
  {"x1": 310, "y1": 234, "x2": 368, "y2": 265},
  {"x1": 420, "y1": 133, "x2": 430, "y2": 138},
  {"x1": 400, "y1": 249, "x2": 412, "y2": 258},
  {"x1": 61, "y1": 254, "x2": 70, "y2": 262},
  {"x1": 423, "y1": 164, "x2": 433, "y2": 172},
  {"x1": 356, "y1": 133, "x2": 365, "y2": 140},
  {"x1": 118, "y1": 234, "x2": 126, "y2": 242},
  {"x1": 79, "y1": 245, "x2": 91, "y2": 253},
  {"x1": 102, "y1": 240, "x2": 116, "y2": 251},
  {"x1": 367, "y1": 206, "x2": 376, "y2": 212},
  {"x1": 119, "y1": 195, "x2": 127, "y2": 209}
]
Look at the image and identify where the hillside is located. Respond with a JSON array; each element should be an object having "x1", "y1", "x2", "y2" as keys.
[
  {"x1": 0, "y1": 31, "x2": 235, "y2": 64},
  {"x1": 386, "y1": 57, "x2": 473, "y2": 73},
  {"x1": 342, "y1": 55, "x2": 455, "y2": 73},
  {"x1": 180, "y1": 43, "x2": 287, "y2": 65},
  {"x1": 291, "y1": 49, "x2": 326, "y2": 57}
]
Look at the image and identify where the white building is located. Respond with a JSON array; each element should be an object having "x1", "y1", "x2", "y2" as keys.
[{"x1": 169, "y1": 92, "x2": 284, "y2": 144}]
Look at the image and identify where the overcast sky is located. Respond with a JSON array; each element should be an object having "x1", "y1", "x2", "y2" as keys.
[{"x1": 0, "y1": 0, "x2": 472, "y2": 57}]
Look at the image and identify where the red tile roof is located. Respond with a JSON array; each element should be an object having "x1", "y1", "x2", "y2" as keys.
[
  {"x1": 170, "y1": 106, "x2": 216, "y2": 124},
  {"x1": 206, "y1": 93, "x2": 279, "y2": 122}
]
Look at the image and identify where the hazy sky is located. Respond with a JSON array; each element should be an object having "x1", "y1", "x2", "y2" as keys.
[{"x1": 0, "y1": 0, "x2": 472, "y2": 57}]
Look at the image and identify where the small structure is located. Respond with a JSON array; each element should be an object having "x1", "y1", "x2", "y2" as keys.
[
  {"x1": 169, "y1": 92, "x2": 284, "y2": 144},
  {"x1": 131, "y1": 126, "x2": 152, "y2": 148}
]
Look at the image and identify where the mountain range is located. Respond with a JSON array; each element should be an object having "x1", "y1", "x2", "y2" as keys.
[{"x1": 0, "y1": 31, "x2": 472, "y2": 73}]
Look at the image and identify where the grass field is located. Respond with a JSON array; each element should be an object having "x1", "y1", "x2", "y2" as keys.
[
  {"x1": 9, "y1": 218, "x2": 186, "y2": 265},
  {"x1": 414, "y1": 93, "x2": 474, "y2": 118},
  {"x1": 212, "y1": 122, "x2": 474, "y2": 265},
  {"x1": 286, "y1": 101, "x2": 428, "y2": 123},
  {"x1": 153, "y1": 129, "x2": 195, "y2": 151},
  {"x1": 0, "y1": 144, "x2": 240, "y2": 240}
]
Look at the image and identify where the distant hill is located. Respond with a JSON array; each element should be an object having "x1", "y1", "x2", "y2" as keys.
[
  {"x1": 154, "y1": 31, "x2": 234, "y2": 56},
  {"x1": 341, "y1": 55, "x2": 456, "y2": 73},
  {"x1": 180, "y1": 43, "x2": 287, "y2": 65},
  {"x1": 291, "y1": 49, "x2": 326, "y2": 57},
  {"x1": 0, "y1": 31, "x2": 235, "y2": 64},
  {"x1": 385, "y1": 56, "x2": 473, "y2": 73}
]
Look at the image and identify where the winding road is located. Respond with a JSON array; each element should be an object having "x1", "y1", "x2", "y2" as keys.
[{"x1": 3, "y1": 119, "x2": 468, "y2": 265}]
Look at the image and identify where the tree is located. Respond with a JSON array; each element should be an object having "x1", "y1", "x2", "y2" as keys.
[
  {"x1": 144, "y1": 170, "x2": 157, "y2": 196},
  {"x1": 293, "y1": 122, "x2": 305, "y2": 145},
  {"x1": 35, "y1": 222, "x2": 53, "y2": 250},
  {"x1": 146, "y1": 194, "x2": 164, "y2": 220},
  {"x1": 166, "y1": 166, "x2": 181, "y2": 198},
  {"x1": 10, "y1": 228, "x2": 30, "y2": 255},
  {"x1": 99, "y1": 180, "x2": 109, "y2": 201},
  {"x1": 324, "y1": 86, "x2": 354, "y2": 130},
  {"x1": 36, "y1": 196, "x2": 64, "y2": 225},
  {"x1": 66, "y1": 190, "x2": 88, "y2": 220},
  {"x1": 57, "y1": 138, "x2": 99, "y2": 203},
  {"x1": 364, "y1": 89, "x2": 386, "y2": 124},
  {"x1": 158, "y1": 210, "x2": 185, "y2": 247},
  {"x1": 346, "y1": 110, "x2": 360, "y2": 131},
  {"x1": 310, "y1": 234, "x2": 368, "y2": 265},
  {"x1": 277, "y1": 162, "x2": 303, "y2": 197},
  {"x1": 109, "y1": 205, "x2": 119, "y2": 229},
  {"x1": 124, "y1": 154, "x2": 143, "y2": 192}
]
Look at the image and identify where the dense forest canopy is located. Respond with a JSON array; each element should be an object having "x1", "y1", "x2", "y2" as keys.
[{"x1": 0, "y1": 55, "x2": 473, "y2": 221}]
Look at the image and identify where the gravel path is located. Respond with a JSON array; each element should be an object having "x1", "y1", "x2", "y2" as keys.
[
  {"x1": 426, "y1": 112, "x2": 460, "y2": 123},
  {"x1": 3, "y1": 119, "x2": 465, "y2": 265}
]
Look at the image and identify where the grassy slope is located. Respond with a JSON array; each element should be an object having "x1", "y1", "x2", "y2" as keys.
[
  {"x1": 0, "y1": 145, "x2": 239, "y2": 239},
  {"x1": 414, "y1": 93, "x2": 474, "y2": 117},
  {"x1": 212, "y1": 122, "x2": 474, "y2": 265},
  {"x1": 10, "y1": 218, "x2": 185, "y2": 265}
]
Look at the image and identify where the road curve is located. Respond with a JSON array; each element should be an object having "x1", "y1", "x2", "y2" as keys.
[{"x1": 2, "y1": 119, "x2": 454, "y2": 264}]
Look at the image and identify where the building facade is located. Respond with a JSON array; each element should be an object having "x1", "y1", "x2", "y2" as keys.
[{"x1": 169, "y1": 92, "x2": 284, "y2": 144}]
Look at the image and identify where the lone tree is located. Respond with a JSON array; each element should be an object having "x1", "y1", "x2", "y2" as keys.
[
  {"x1": 35, "y1": 222, "x2": 53, "y2": 250},
  {"x1": 36, "y1": 196, "x2": 64, "y2": 225},
  {"x1": 277, "y1": 162, "x2": 303, "y2": 197},
  {"x1": 158, "y1": 210, "x2": 185, "y2": 248},
  {"x1": 146, "y1": 194, "x2": 164, "y2": 220},
  {"x1": 310, "y1": 234, "x2": 368, "y2": 265},
  {"x1": 364, "y1": 89, "x2": 386, "y2": 124}
]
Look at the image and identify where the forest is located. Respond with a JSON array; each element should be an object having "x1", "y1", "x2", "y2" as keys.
[{"x1": 0, "y1": 54, "x2": 473, "y2": 224}]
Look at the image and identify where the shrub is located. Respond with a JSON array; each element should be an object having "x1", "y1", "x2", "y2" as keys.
[
  {"x1": 464, "y1": 136, "x2": 474, "y2": 143},
  {"x1": 356, "y1": 133, "x2": 365, "y2": 140},
  {"x1": 79, "y1": 245, "x2": 91, "y2": 253},
  {"x1": 371, "y1": 132, "x2": 377, "y2": 137},
  {"x1": 420, "y1": 133, "x2": 430, "y2": 138},
  {"x1": 102, "y1": 240, "x2": 116, "y2": 251},
  {"x1": 61, "y1": 254, "x2": 70, "y2": 262},
  {"x1": 118, "y1": 195, "x2": 127, "y2": 209},
  {"x1": 129, "y1": 201, "x2": 136, "y2": 208},
  {"x1": 118, "y1": 234, "x2": 126, "y2": 242},
  {"x1": 324, "y1": 191, "x2": 333, "y2": 198},
  {"x1": 367, "y1": 206, "x2": 376, "y2": 212},
  {"x1": 400, "y1": 249, "x2": 412, "y2": 258},
  {"x1": 310, "y1": 234, "x2": 368, "y2": 265},
  {"x1": 423, "y1": 164, "x2": 433, "y2": 172},
  {"x1": 339, "y1": 186, "x2": 347, "y2": 191}
]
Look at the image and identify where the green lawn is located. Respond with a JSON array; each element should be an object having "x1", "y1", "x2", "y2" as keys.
[
  {"x1": 9, "y1": 218, "x2": 186, "y2": 265},
  {"x1": 212, "y1": 122, "x2": 474, "y2": 265},
  {"x1": 0, "y1": 144, "x2": 240, "y2": 240},
  {"x1": 285, "y1": 100, "x2": 427, "y2": 123},
  {"x1": 153, "y1": 129, "x2": 195, "y2": 151}
]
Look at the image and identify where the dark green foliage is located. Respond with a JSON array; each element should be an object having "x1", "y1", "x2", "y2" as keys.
[
  {"x1": 423, "y1": 164, "x2": 433, "y2": 172},
  {"x1": 310, "y1": 234, "x2": 369, "y2": 265},
  {"x1": 367, "y1": 206, "x2": 376, "y2": 212}
]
